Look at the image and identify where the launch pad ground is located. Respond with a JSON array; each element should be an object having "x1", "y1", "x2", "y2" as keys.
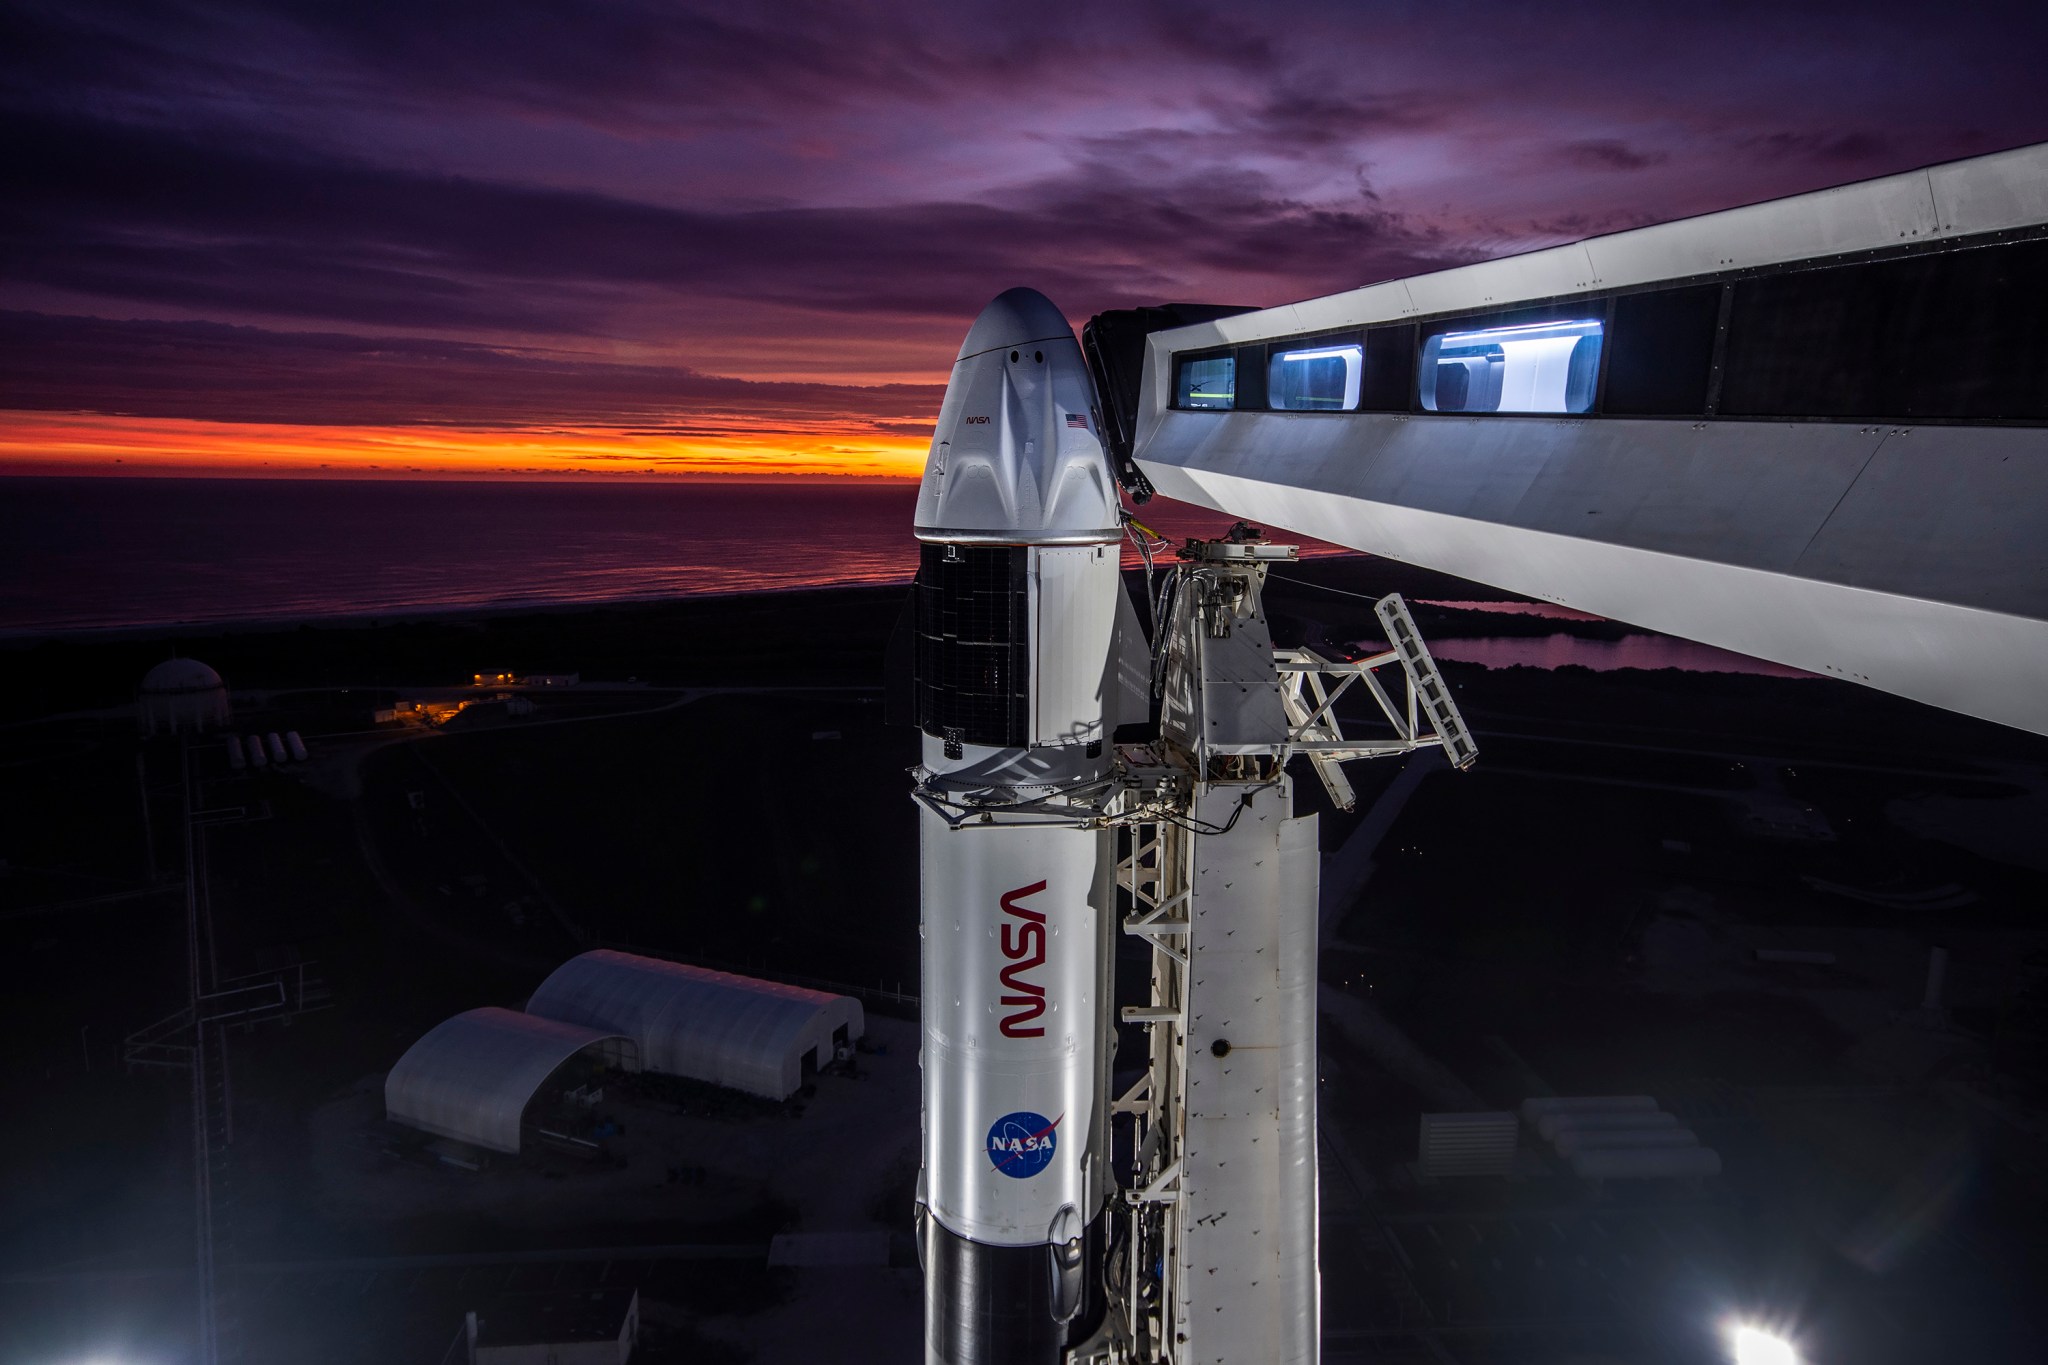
[{"x1": 3, "y1": 561, "x2": 2047, "y2": 1362}]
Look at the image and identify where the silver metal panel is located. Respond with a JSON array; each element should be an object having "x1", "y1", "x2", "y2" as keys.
[
  {"x1": 1142, "y1": 411, "x2": 1905, "y2": 587},
  {"x1": 1177, "y1": 786, "x2": 1319, "y2": 1365},
  {"x1": 1928, "y1": 142, "x2": 2048, "y2": 236},
  {"x1": 384, "y1": 1007, "x2": 626, "y2": 1155},
  {"x1": 1139, "y1": 459, "x2": 2048, "y2": 736},
  {"x1": 1404, "y1": 241, "x2": 1601, "y2": 316},
  {"x1": 1031, "y1": 545, "x2": 1120, "y2": 747},
  {"x1": 1796, "y1": 424, "x2": 2048, "y2": 615},
  {"x1": 526, "y1": 950, "x2": 861, "y2": 1101},
  {"x1": 1157, "y1": 563, "x2": 1294, "y2": 759},
  {"x1": 1274, "y1": 811, "x2": 1320, "y2": 1365},
  {"x1": 1210, "y1": 301, "x2": 1304, "y2": 344},
  {"x1": 1583, "y1": 172, "x2": 1940, "y2": 289},
  {"x1": 1290, "y1": 280, "x2": 1416, "y2": 332},
  {"x1": 1177, "y1": 589, "x2": 1291, "y2": 757}
]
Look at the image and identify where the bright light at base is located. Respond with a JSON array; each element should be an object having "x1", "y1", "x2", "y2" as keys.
[{"x1": 1729, "y1": 1323, "x2": 1801, "y2": 1365}]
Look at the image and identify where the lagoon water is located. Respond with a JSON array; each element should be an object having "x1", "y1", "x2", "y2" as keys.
[{"x1": 1426, "y1": 631, "x2": 1814, "y2": 679}]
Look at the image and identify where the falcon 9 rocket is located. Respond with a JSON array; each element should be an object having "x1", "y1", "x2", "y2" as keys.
[{"x1": 911, "y1": 288, "x2": 1131, "y2": 1364}]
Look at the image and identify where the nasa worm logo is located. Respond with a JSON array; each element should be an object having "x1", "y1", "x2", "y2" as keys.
[
  {"x1": 986, "y1": 1110, "x2": 1060, "y2": 1179},
  {"x1": 998, "y1": 880, "x2": 1048, "y2": 1038}
]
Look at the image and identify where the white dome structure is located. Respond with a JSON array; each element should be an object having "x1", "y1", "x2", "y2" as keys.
[
  {"x1": 140, "y1": 656, "x2": 230, "y2": 735},
  {"x1": 527, "y1": 950, "x2": 864, "y2": 1101},
  {"x1": 385, "y1": 1007, "x2": 636, "y2": 1155}
]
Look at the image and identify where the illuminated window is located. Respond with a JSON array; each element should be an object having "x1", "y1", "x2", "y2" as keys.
[
  {"x1": 1174, "y1": 354, "x2": 1236, "y2": 409},
  {"x1": 1268, "y1": 343, "x2": 1363, "y2": 410},
  {"x1": 1420, "y1": 318, "x2": 1603, "y2": 414}
]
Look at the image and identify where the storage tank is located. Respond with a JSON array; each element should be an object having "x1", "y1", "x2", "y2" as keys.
[{"x1": 139, "y1": 657, "x2": 230, "y2": 735}]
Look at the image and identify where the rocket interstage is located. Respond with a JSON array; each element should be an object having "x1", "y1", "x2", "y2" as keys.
[{"x1": 912, "y1": 289, "x2": 1129, "y2": 1364}]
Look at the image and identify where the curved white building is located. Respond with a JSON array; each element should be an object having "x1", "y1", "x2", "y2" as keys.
[
  {"x1": 384, "y1": 1006, "x2": 634, "y2": 1155},
  {"x1": 526, "y1": 950, "x2": 862, "y2": 1101}
]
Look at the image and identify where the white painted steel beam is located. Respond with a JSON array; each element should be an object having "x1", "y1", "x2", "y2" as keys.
[{"x1": 1140, "y1": 453, "x2": 2048, "y2": 736}]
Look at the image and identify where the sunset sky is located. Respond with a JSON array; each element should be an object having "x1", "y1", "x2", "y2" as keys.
[{"x1": 5, "y1": 0, "x2": 2046, "y2": 479}]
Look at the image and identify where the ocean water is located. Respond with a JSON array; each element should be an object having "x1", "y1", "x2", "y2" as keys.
[
  {"x1": 0, "y1": 476, "x2": 1316, "y2": 635},
  {"x1": 0, "y1": 478, "x2": 1822, "y2": 681}
]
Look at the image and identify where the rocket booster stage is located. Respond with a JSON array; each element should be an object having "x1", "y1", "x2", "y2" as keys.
[{"x1": 912, "y1": 289, "x2": 1134, "y2": 1364}]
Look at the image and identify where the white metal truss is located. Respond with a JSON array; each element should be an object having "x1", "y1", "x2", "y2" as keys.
[
  {"x1": 1274, "y1": 592, "x2": 1478, "y2": 811},
  {"x1": 1083, "y1": 540, "x2": 1477, "y2": 1365}
]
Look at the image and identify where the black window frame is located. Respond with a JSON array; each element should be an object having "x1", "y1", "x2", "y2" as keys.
[
  {"x1": 1261, "y1": 330, "x2": 1367, "y2": 414},
  {"x1": 1170, "y1": 348, "x2": 1240, "y2": 411},
  {"x1": 1414, "y1": 301, "x2": 1613, "y2": 417}
]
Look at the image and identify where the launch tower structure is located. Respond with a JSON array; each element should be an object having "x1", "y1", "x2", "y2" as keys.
[
  {"x1": 1094, "y1": 536, "x2": 1473, "y2": 1365},
  {"x1": 913, "y1": 526, "x2": 1473, "y2": 1364},
  {"x1": 917, "y1": 139, "x2": 2048, "y2": 1362},
  {"x1": 909, "y1": 288, "x2": 1473, "y2": 1365}
]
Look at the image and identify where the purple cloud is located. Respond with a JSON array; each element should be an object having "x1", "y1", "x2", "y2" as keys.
[
  {"x1": 1558, "y1": 139, "x2": 1670, "y2": 172},
  {"x1": 2, "y1": 0, "x2": 2045, "y2": 433},
  {"x1": 0, "y1": 311, "x2": 944, "y2": 430}
]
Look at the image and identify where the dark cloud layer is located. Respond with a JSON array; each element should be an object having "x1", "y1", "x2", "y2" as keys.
[
  {"x1": 0, "y1": 311, "x2": 943, "y2": 429},
  {"x1": 1559, "y1": 140, "x2": 1670, "y2": 173},
  {"x1": 1, "y1": 109, "x2": 1450, "y2": 319},
  {"x1": 3, "y1": 0, "x2": 2046, "y2": 434}
]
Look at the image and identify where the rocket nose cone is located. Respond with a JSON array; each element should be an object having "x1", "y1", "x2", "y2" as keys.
[{"x1": 956, "y1": 287, "x2": 1075, "y2": 362}]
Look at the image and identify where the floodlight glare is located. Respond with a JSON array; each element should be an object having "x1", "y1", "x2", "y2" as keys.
[{"x1": 1730, "y1": 1323, "x2": 1800, "y2": 1365}]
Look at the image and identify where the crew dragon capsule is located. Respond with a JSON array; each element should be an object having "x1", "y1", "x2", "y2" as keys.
[{"x1": 910, "y1": 288, "x2": 1141, "y2": 1364}]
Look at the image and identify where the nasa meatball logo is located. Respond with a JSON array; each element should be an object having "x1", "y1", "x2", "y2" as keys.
[{"x1": 986, "y1": 1111, "x2": 1060, "y2": 1179}]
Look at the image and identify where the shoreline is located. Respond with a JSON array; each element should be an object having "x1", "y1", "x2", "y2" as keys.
[
  {"x1": 0, "y1": 548, "x2": 1365, "y2": 646},
  {"x1": 0, "y1": 474, "x2": 1358, "y2": 643},
  {"x1": 0, "y1": 571, "x2": 924, "y2": 646}
]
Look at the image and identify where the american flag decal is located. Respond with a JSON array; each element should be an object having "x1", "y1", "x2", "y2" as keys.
[{"x1": 1065, "y1": 413, "x2": 1088, "y2": 428}]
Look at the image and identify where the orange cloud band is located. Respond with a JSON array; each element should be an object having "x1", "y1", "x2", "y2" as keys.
[{"x1": 0, "y1": 412, "x2": 930, "y2": 480}]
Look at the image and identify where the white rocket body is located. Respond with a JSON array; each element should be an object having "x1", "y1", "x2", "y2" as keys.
[{"x1": 912, "y1": 289, "x2": 1128, "y2": 1364}]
